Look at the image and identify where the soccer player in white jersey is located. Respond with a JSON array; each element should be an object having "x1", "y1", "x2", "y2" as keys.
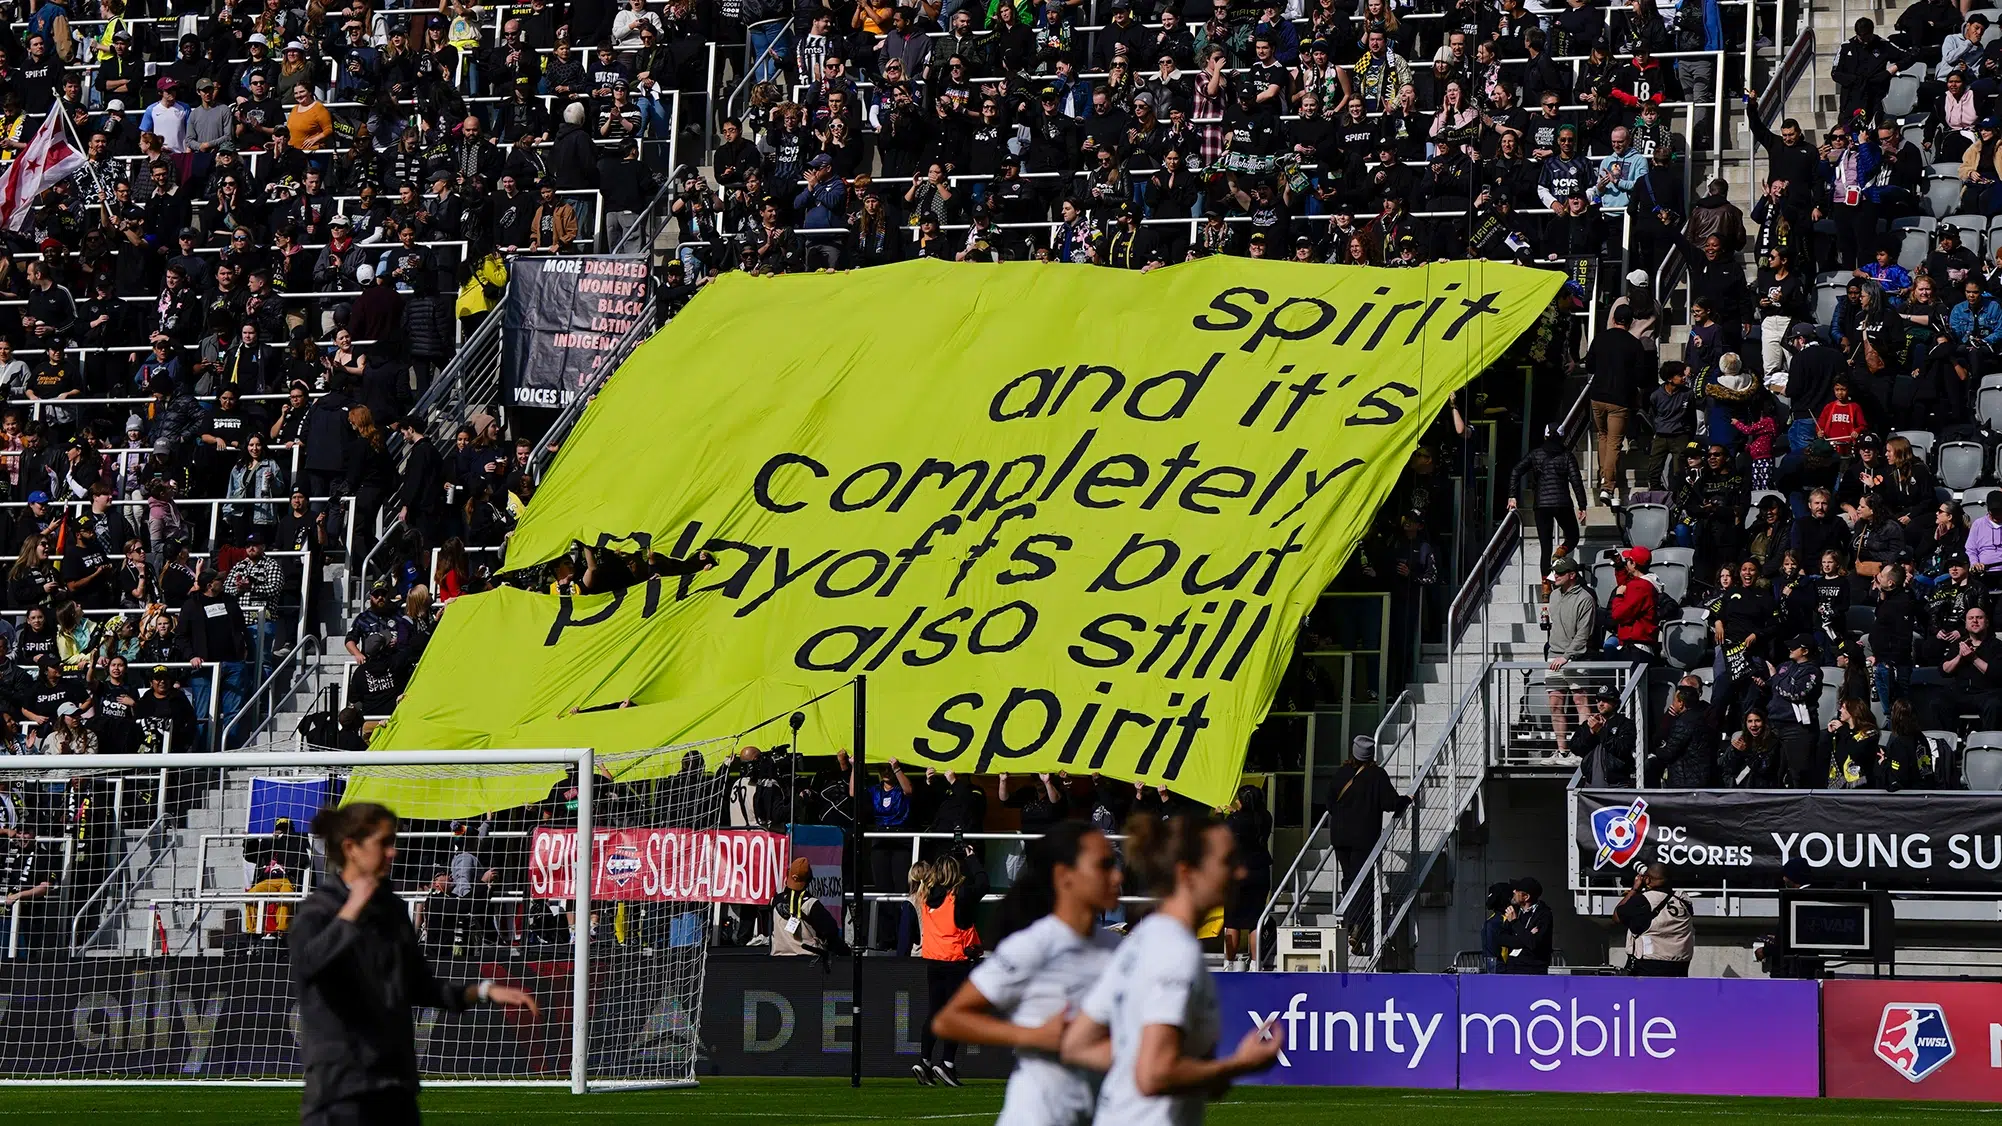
[
  {"x1": 931, "y1": 823, "x2": 1123, "y2": 1126},
  {"x1": 1060, "y1": 813, "x2": 1279, "y2": 1126}
]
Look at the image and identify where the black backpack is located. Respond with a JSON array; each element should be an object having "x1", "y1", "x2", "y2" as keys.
[{"x1": 1672, "y1": 0, "x2": 1708, "y2": 52}]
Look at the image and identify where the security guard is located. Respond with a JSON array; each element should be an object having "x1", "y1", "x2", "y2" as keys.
[
  {"x1": 1499, "y1": 876, "x2": 1554, "y2": 973},
  {"x1": 1615, "y1": 863, "x2": 1694, "y2": 976}
]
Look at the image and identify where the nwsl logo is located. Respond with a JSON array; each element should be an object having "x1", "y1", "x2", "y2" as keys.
[
  {"x1": 1875, "y1": 1004, "x2": 1954, "y2": 1082},
  {"x1": 1591, "y1": 798, "x2": 1650, "y2": 869}
]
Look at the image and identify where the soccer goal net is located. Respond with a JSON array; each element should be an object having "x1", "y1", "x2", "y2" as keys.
[{"x1": 0, "y1": 742, "x2": 770, "y2": 1090}]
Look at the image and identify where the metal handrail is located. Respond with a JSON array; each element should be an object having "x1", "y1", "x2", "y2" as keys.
[
  {"x1": 1248, "y1": 687, "x2": 1411, "y2": 964},
  {"x1": 219, "y1": 635, "x2": 327, "y2": 750},
  {"x1": 355, "y1": 515, "x2": 408, "y2": 604},
  {"x1": 525, "y1": 295, "x2": 662, "y2": 489},
  {"x1": 723, "y1": 18, "x2": 794, "y2": 124},
  {"x1": 1331, "y1": 657, "x2": 1497, "y2": 969},
  {"x1": 611, "y1": 178, "x2": 676, "y2": 257},
  {"x1": 408, "y1": 292, "x2": 509, "y2": 445},
  {"x1": 67, "y1": 761, "x2": 171, "y2": 955},
  {"x1": 1248, "y1": 808, "x2": 1329, "y2": 966}
]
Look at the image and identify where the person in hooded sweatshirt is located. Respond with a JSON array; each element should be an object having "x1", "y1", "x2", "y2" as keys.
[{"x1": 1508, "y1": 423, "x2": 1589, "y2": 579}]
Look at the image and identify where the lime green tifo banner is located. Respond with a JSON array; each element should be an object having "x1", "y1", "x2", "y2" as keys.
[{"x1": 365, "y1": 257, "x2": 1562, "y2": 815}]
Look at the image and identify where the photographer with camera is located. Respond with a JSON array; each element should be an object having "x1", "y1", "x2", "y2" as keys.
[{"x1": 1615, "y1": 862, "x2": 1694, "y2": 976}]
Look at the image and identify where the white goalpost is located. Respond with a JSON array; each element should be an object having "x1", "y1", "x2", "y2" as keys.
[{"x1": 0, "y1": 744, "x2": 741, "y2": 1092}]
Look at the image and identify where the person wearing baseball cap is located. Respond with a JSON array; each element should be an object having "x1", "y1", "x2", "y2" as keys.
[
  {"x1": 1543, "y1": 554, "x2": 1596, "y2": 759},
  {"x1": 1608, "y1": 546, "x2": 1658, "y2": 664},
  {"x1": 1499, "y1": 877, "x2": 1553, "y2": 973},
  {"x1": 1767, "y1": 635, "x2": 1825, "y2": 787}
]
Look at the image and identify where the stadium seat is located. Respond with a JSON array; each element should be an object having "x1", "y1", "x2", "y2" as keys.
[
  {"x1": 1663, "y1": 618, "x2": 1708, "y2": 670},
  {"x1": 1965, "y1": 748, "x2": 2002, "y2": 791},
  {"x1": 1883, "y1": 74, "x2": 1921, "y2": 118},
  {"x1": 1938, "y1": 441, "x2": 1987, "y2": 492},
  {"x1": 1964, "y1": 486, "x2": 2000, "y2": 524},
  {"x1": 1895, "y1": 430, "x2": 1936, "y2": 460},
  {"x1": 1982, "y1": 387, "x2": 2002, "y2": 433},
  {"x1": 1813, "y1": 284, "x2": 1845, "y2": 326},
  {"x1": 1593, "y1": 560, "x2": 1617, "y2": 605},
  {"x1": 1653, "y1": 560, "x2": 1691, "y2": 604},
  {"x1": 1844, "y1": 605, "x2": 1876, "y2": 637},
  {"x1": 1651, "y1": 546, "x2": 1696, "y2": 569},
  {"x1": 1926, "y1": 176, "x2": 1963, "y2": 219},
  {"x1": 1817, "y1": 675, "x2": 1843, "y2": 724},
  {"x1": 1626, "y1": 503, "x2": 1670, "y2": 550},
  {"x1": 1895, "y1": 226, "x2": 1932, "y2": 270}
]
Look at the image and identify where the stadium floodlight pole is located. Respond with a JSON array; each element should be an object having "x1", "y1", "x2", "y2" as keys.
[
  {"x1": 571, "y1": 749, "x2": 595, "y2": 1095},
  {"x1": 849, "y1": 674, "x2": 866, "y2": 1089}
]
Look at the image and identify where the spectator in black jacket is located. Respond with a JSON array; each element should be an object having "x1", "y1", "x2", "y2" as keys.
[
  {"x1": 1509, "y1": 424, "x2": 1589, "y2": 578},
  {"x1": 1498, "y1": 876, "x2": 1554, "y2": 972},
  {"x1": 1587, "y1": 304, "x2": 1649, "y2": 505},
  {"x1": 393, "y1": 418, "x2": 449, "y2": 550},
  {"x1": 1569, "y1": 691, "x2": 1637, "y2": 785},
  {"x1": 1653, "y1": 683, "x2": 1723, "y2": 786},
  {"x1": 1326, "y1": 735, "x2": 1411, "y2": 954},
  {"x1": 292, "y1": 803, "x2": 538, "y2": 1126}
]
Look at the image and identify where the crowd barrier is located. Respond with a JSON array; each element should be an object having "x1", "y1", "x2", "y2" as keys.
[
  {"x1": 1217, "y1": 973, "x2": 2002, "y2": 1101},
  {"x1": 0, "y1": 957, "x2": 1990, "y2": 1097},
  {"x1": 1572, "y1": 788, "x2": 2002, "y2": 894}
]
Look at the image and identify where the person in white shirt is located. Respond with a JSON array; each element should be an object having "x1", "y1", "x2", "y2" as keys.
[
  {"x1": 1062, "y1": 814, "x2": 1280, "y2": 1126},
  {"x1": 932, "y1": 823, "x2": 1124, "y2": 1126}
]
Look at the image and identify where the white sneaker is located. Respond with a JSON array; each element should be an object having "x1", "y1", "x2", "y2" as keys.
[{"x1": 1597, "y1": 490, "x2": 1613, "y2": 507}]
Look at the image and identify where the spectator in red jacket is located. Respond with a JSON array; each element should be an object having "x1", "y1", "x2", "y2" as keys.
[
  {"x1": 1816, "y1": 378, "x2": 1868, "y2": 456},
  {"x1": 1609, "y1": 546, "x2": 1660, "y2": 665}
]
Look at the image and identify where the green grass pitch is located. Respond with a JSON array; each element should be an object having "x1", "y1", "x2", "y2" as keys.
[{"x1": 0, "y1": 1078, "x2": 1974, "y2": 1124}]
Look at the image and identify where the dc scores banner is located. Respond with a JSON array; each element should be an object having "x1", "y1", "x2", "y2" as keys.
[
  {"x1": 1577, "y1": 789, "x2": 2002, "y2": 891},
  {"x1": 500, "y1": 256, "x2": 651, "y2": 408},
  {"x1": 528, "y1": 827, "x2": 789, "y2": 904},
  {"x1": 1824, "y1": 979, "x2": 2002, "y2": 1101},
  {"x1": 370, "y1": 258, "x2": 1561, "y2": 815}
]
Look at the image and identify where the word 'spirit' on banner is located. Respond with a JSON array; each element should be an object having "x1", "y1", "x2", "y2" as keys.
[{"x1": 371, "y1": 258, "x2": 1562, "y2": 813}]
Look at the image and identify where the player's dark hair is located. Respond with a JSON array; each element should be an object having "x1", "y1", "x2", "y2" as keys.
[
  {"x1": 1121, "y1": 810, "x2": 1219, "y2": 903},
  {"x1": 996, "y1": 821, "x2": 1100, "y2": 943},
  {"x1": 312, "y1": 802, "x2": 397, "y2": 868}
]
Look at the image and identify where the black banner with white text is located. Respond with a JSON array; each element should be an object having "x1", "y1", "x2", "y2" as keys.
[
  {"x1": 499, "y1": 256, "x2": 651, "y2": 409},
  {"x1": 1576, "y1": 789, "x2": 2002, "y2": 890}
]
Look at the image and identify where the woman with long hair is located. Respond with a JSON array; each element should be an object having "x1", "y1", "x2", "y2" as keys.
[
  {"x1": 345, "y1": 404, "x2": 396, "y2": 562},
  {"x1": 292, "y1": 803, "x2": 539, "y2": 1125},
  {"x1": 1061, "y1": 813, "x2": 1280, "y2": 1122},
  {"x1": 911, "y1": 846, "x2": 987, "y2": 1086},
  {"x1": 431, "y1": 538, "x2": 472, "y2": 603},
  {"x1": 1825, "y1": 697, "x2": 1880, "y2": 788},
  {"x1": 6, "y1": 532, "x2": 57, "y2": 610},
  {"x1": 931, "y1": 822, "x2": 1122, "y2": 1124}
]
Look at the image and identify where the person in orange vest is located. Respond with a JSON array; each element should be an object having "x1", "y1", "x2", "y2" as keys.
[{"x1": 913, "y1": 844, "x2": 987, "y2": 1087}]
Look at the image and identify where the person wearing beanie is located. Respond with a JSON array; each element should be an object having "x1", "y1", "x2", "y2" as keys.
[
  {"x1": 1323, "y1": 735, "x2": 1410, "y2": 954},
  {"x1": 1499, "y1": 876, "x2": 1553, "y2": 973},
  {"x1": 770, "y1": 856, "x2": 845, "y2": 960}
]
